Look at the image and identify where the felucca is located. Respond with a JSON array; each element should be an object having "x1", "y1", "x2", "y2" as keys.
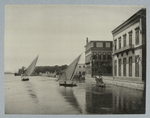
[
  {"x1": 21, "y1": 55, "x2": 39, "y2": 81},
  {"x1": 57, "y1": 54, "x2": 81, "y2": 86}
]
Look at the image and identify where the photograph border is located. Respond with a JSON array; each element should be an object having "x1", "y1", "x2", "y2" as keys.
[{"x1": 0, "y1": 0, "x2": 150, "y2": 117}]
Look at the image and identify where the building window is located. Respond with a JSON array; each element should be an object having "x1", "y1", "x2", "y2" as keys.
[
  {"x1": 94, "y1": 42, "x2": 96, "y2": 47},
  {"x1": 82, "y1": 71, "x2": 85, "y2": 75},
  {"x1": 93, "y1": 52, "x2": 97, "y2": 59},
  {"x1": 99, "y1": 55, "x2": 101, "y2": 60},
  {"x1": 83, "y1": 66, "x2": 85, "y2": 68},
  {"x1": 123, "y1": 34, "x2": 126, "y2": 47},
  {"x1": 114, "y1": 60, "x2": 117, "y2": 76},
  {"x1": 98, "y1": 52, "x2": 101, "y2": 60},
  {"x1": 119, "y1": 59, "x2": 121, "y2": 76},
  {"x1": 96, "y1": 42, "x2": 103, "y2": 47},
  {"x1": 106, "y1": 43, "x2": 110, "y2": 47},
  {"x1": 93, "y1": 55, "x2": 97, "y2": 60},
  {"x1": 129, "y1": 31, "x2": 132, "y2": 45},
  {"x1": 135, "y1": 30, "x2": 139, "y2": 45},
  {"x1": 123, "y1": 58, "x2": 126, "y2": 76},
  {"x1": 119, "y1": 38, "x2": 121, "y2": 49},
  {"x1": 107, "y1": 53, "x2": 112, "y2": 60},
  {"x1": 79, "y1": 66, "x2": 81, "y2": 68},
  {"x1": 129, "y1": 57, "x2": 132, "y2": 76},
  {"x1": 103, "y1": 52, "x2": 106, "y2": 60},
  {"x1": 114, "y1": 40, "x2": 117, "y2": 50},
  {"x1": 79, "y1": 71, "x2": 81, "y2": 75},
  {"x1": 91, "y1": 43, "x2": 94, "y2": 47},
  {"x1": 135, "y1": 55, "x2": 139, "y2": 77},
  {"x1": 103, "y1": 42, "x2": 105, "y2": 47}
]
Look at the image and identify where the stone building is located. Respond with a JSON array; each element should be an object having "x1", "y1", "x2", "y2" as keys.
[
  {"x1": 112, "y1": 8, "x2": 146, "y2": 82},
  {"x1": 85, "y1": 38, "x2": 113, "y2": 77},
  {"x1": 75, "y1": 63, "x2": 85, "y2": 75}
]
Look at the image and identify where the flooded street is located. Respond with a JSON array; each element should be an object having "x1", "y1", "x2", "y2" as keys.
[{"x1": 5, "y1": 74, "x2": 145, "y2": 114}]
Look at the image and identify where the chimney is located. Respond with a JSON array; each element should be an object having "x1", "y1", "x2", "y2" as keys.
[{"x1": 86, "y1": 37, "x2": 88, "y2": 44}]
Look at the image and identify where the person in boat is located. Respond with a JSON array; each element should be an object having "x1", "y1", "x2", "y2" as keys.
[
  {"x1": 95, "y1": 76, "x2": 99, "y2": 83},
  {"x1": 95, "y1": 75, "x2": 104, "y2": 83},
  {"x1": 98, "y1": 76, "x2": 104, "y2": 83}
]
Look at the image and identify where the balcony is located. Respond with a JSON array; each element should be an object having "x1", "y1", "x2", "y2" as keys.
[{"x1": 113, "y1": 44, "x2": 134, "y2": 56}]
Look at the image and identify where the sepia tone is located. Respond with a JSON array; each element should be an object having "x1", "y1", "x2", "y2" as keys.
[{"x1": 4, "y1": 5, "x2": 146, "y2": 114}]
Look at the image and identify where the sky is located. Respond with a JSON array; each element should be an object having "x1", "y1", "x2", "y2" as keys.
[{"x1": 4, "y1": 5, "x2": 145, "y2": 72}]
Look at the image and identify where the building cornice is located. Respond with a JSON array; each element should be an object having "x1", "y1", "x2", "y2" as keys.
[
  {"x1": 112, "y1": 8, "x2": 146, "y2": 36},
  {"x1": 85, "y1": 40, "x2": 112, "y2": 47},
  {"x1": 112, "y1": 19, "x2": 139, "y2": 37}
]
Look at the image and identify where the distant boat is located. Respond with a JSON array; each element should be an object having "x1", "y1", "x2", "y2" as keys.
[
  {"x1": 57, "y1": 54, "x2": 81, "y2": 87},
  {"x1": 14, "y1": 73, "x2": 21, "y2": 76},
  {"x1": 21, "y1": 55, "x2": 39, "y2": 81}
]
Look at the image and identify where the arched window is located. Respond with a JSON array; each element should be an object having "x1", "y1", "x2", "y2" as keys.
[
  {"x1": 98, "y1": 52, "x2": 101, "y2": 60},
  {"x1": 103, "y1": 52, "x2": 106, "y2": 60}
]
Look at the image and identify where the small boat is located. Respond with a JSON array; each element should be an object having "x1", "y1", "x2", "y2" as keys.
[
  {"x1": 14, "y1": 73, "x2": 21, "y2": 76},
  {"x1": 95, "y1": 77, "x2": 106, "y2": 87},
  {"x1": 96, "y1": 82, "x2": 106, "y2": 87},
  {"x1": 59, "y1": 80, "x2": 77, "y2": 86},
  {"x1": 22, "y1": 78, "x2": 29, "y2": 81},
  {"x1": 21, "y1": 55, "x2": 39, "y2": 81},
  {"x1": 57, "y1": 54, "x2": 81, "y2": 87}
]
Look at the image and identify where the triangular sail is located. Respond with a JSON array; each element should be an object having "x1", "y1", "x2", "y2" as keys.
[
  {"x1": 57, "y1": 72, "x2": 66, "y2": 81},
  {"x1": 24, "y1": 55, "x2": 39, "y2": 76},
  {"x1": 58, "y1": 54, "x2": 81, "y2": 81}
]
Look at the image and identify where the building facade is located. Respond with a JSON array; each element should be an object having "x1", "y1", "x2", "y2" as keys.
[
  {"x1": 85, "y1": 39, "x2": 113, "y2": 77},
  {"x1": 112, "y1": 8, "x2": 146, "y2": 82},
  {"x1": 75, "y1": 63, "x2": 85, "y2": 75}
]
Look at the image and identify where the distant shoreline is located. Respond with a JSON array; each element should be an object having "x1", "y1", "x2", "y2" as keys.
[{"x1": 4, "y1": 72, "x2": 14, "y2": 74}]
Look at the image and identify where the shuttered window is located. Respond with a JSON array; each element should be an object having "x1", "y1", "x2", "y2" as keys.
[
  {"x1": 129, "y1": 57, "x2": 132, "y2": 76},
  {"x1": 123, "y1": 58, "x2": 126, "y2": 76},
  {"x1": 119, "y1": 59, "x2": 121, "y2": 76},
  {"x1": 114, "y1": 60, "x2": 117, "y2": 76},
  {"x1": 135, "y1": 55, "x2": 139, "y2": 77},
  {"x1": 135, "y1": 30, "x2": 139, "y2": 45}
]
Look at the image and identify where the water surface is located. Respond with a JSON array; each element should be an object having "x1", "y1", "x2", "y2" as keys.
[{"x1": 5, "y1": 74, "x2": 145, "y2": 114}]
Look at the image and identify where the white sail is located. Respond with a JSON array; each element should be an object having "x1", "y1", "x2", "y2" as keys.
[
  {"x1": 24, "y1": 55, "x2": 39, "y2": 76},
  {"x1": 58, "y1": 54, "x2": 81, "y2": 81}
]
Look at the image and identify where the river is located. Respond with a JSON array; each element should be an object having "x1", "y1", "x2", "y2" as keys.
[{"x1": 5, "y1": 74, "x2": 145, "y2": 114}]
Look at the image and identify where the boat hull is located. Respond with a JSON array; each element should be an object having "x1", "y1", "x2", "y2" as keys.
[
  {"x1": 96, "y1": 82, "x2": 106, "y2": 87},
  {"x1": 22, "y1": 78, "x2": 29, "y2": 81},
  {"x1": 59, "y1": 81, "x2": 77, "y2": 87},
  {"x1": 14, "y1": 73, "x2": 21, "y2": 76}
]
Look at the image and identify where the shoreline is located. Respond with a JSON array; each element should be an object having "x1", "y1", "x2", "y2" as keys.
[{"x1": 85, "y1": 74, "x2": 144, "y2": 91}]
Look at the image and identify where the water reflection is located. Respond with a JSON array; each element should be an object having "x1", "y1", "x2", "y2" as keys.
[
  {"x1": 58, "y1": 87, "x2": 83, "y2": 113},
  {"x1": 112, "y1": 87, "x2": 145, "y2": 114},
  {"x1": 85, "y1": 83, "x2": 145, "y2": 114},
  {"x1": 85, "y1": 85, "x2": 113, "y2": 114},
  {"x1": 5, "y1": 74, "x2": 145, "y2": 114},
  {"x1": 24, "y1": 82, "x2": 39, "y2": 104}
]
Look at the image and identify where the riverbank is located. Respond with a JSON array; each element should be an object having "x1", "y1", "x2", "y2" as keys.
[{"x1": 85, "y1": 75, "x2": 144, "y2": 91}]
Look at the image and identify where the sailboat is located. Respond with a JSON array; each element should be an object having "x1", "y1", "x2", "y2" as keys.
[
  {"x1": 57, "y1": 54, "x2": 81, "y2": 87},
  {"x1": 21, "y1": 55, "x2": 39, "y2": 81}
]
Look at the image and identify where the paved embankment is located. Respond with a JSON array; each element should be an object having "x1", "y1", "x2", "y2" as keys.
[{"x1": 85, "y1": 75, "x2": 144, "y2": 91}]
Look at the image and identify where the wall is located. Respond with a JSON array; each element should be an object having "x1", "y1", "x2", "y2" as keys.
[{"x1": 113, "y1": 19, "x2": 143, "y2": 81}]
